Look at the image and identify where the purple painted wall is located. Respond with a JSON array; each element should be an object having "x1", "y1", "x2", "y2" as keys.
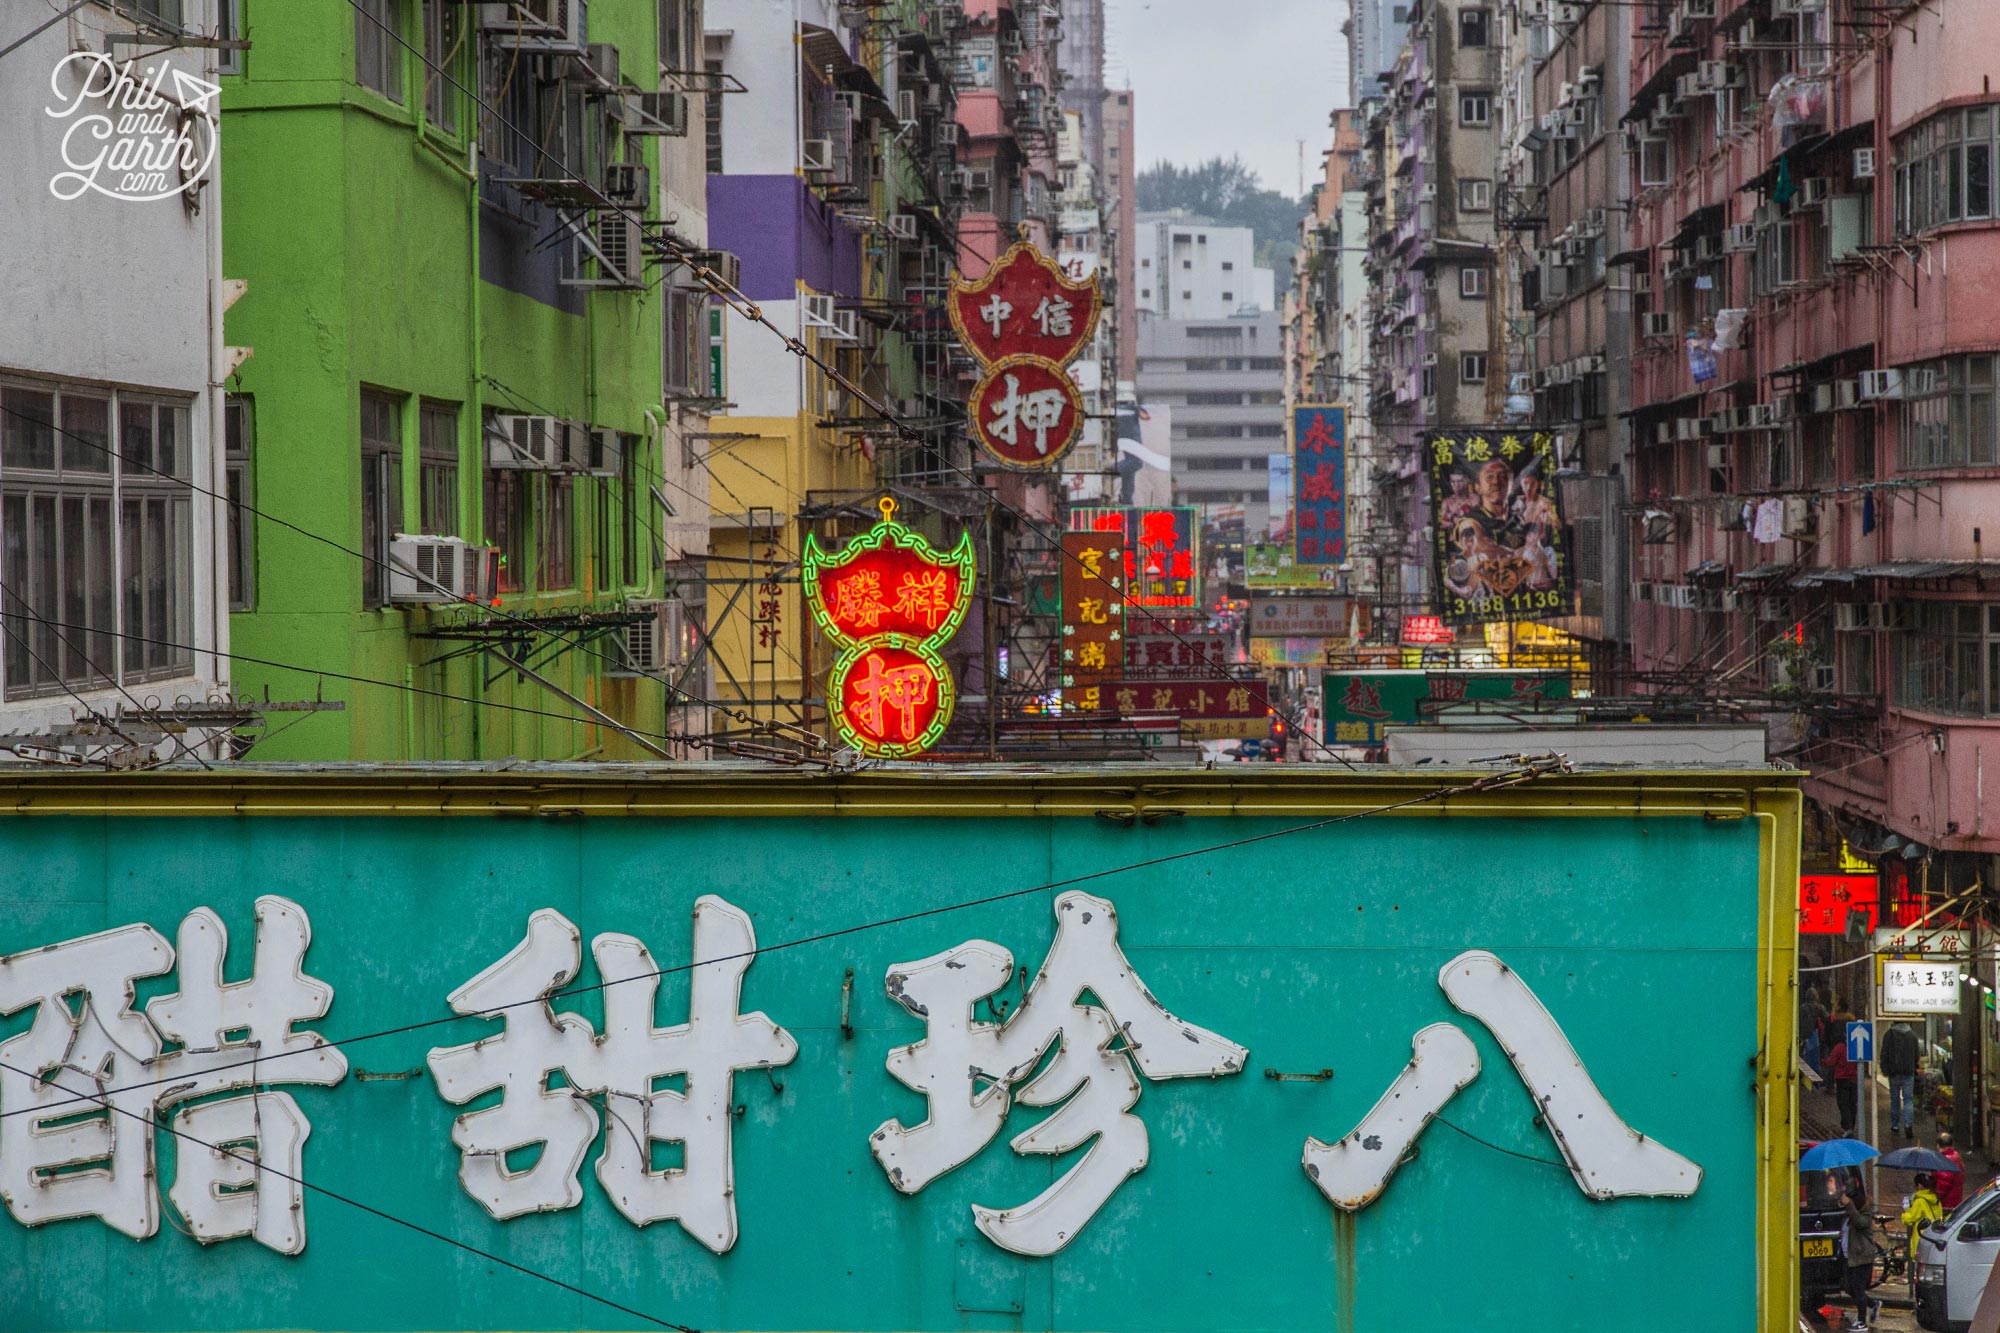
[{"x1": 707, "y1": 176, "x2": 863, "y2": 302}]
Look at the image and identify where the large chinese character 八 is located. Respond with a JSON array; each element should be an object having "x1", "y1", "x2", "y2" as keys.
[
  {"x1": 870, "y1": 892, "x2": 1246, "y2": 1255},
  {"x1": 426, "y1": 897, "x2": 795, "y2": 1252},
  {"x1": 0, "y1": 896, "x2": 346, "y2": 1254},
  {"x1": 1301, "y1": 951, "x2": 1700, "y2": 1211},
  {"x1": 985, "y1": 373, "x2": 1069, "y2": 456}
]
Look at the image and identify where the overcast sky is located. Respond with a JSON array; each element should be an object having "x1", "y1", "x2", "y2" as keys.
[{"x1": 1103, "y1": 0, "x2": 1350, "y2": 200}]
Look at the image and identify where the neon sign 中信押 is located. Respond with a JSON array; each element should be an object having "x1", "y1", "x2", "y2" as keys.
[{"x1": 802, "y1": 497, "x2": 975, "y2": 759}]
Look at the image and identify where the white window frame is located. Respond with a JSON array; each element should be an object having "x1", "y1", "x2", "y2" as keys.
[
  {"x1": 1461, "y1": 352, "x2": 1488, "y2": 384},
  {"x1": 1460, "y1": 266, "x2": 1489, "y2": 298},
  {"x1": 1459, "y1": 178, "x2": 1492, "y2": 211},
  {"x1": 1459, "y1": 91, "x2": 1492, "y2": 128}
]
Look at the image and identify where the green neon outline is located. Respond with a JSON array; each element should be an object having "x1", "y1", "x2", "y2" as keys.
[
  {"x1": 827, "y1": 635, "x2": 956, "y2": 760},
  {"x1": 800, "y1": 517, "x2": 977, "y2": 653}
]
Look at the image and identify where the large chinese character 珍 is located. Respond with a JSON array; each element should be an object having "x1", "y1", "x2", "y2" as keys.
[
  {"x1": 870, "y1": 891, "x2": 1246, "y2": 1256},
  {"x1": 1301, "y1": 950, "x2": 1701, "y2": 1211},
  {"x1": 426, "y1": 896, "x2": 795, "y2": 1253},
  {"x1": 0, "y1": 896, "x2": 347, "y2": 1254}
]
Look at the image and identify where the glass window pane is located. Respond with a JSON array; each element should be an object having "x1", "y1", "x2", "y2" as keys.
[
  {"x1": 61, "y1": 394, "x2": 111, "y2": 473},
  {"x1": 120, "y1": 403, "x2": 154, "y2": 477},
  {"x1": 157, "y1": 405, "x2": 182, "y2": 479},
  {"x1": 3, "y1": 388, "x2": 57, "y2": 471},
  {"x1": 31, "y1": 495, "x2": 57, "y2": 684},
  {"x1": 170, "y1": 498, "x2": 191, "y2": 658},
  {"x1": 89, "y1": 496, "x2": 114, "y2": 671},
  {"x1": 2, "y1": 493, "x2": 24, "y2": 691},
  {"x1": 61, "y1": 495, "x2": 87, "y2": 680},
  {"x1": 146, "y1": 497, "x2": 168, "y2": 669},
  {"x1": 122, "y1": 497, "x2": 142, "y2": 672}
]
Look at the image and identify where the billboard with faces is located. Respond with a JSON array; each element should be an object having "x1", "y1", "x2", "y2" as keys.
[{"x1": 1426, "y1": 430, "x2": 1573, "y2": 626}]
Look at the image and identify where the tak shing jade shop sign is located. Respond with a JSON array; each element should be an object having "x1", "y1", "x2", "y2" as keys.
[{"x1": 0, "y1": 774, "x2": 1790, "y2": 1331}]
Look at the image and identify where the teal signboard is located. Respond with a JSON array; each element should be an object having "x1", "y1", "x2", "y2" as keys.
[
  {"x1": 1324, "y1": 669, "x2": 1573, "y2": 745},
  {"x1": 0, "y1": 772, "x2": 1791, "y2": 1332}
]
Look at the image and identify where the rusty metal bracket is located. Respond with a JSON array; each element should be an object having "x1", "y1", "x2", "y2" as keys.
[
  {"x1": 1264, "y1": 1067, "x2": 1336, "y2": 1083},
  {"x1": 353, "y1": 1067, "x2": 422, "y2": 1082},
  {"x1": 839, "y1": 965, "x2": 855, "y2": 1041}
]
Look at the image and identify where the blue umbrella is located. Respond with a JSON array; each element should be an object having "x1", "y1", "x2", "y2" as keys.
[
  {"x1": 1879, "y1": 1147, "x2": 1957, "y2": 1173},
  {"x1": 1801, "y1": 1138, "x2": 1880, "y2": 1171}
]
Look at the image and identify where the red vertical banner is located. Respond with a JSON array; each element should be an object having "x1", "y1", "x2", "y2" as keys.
[{"x1": 1060, "y1": 530, "x2": 1125, "y2": 711}]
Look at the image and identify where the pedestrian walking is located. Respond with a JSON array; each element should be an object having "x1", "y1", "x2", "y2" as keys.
[
  {"x1": 1804, "y1": 985, "x2": 1829, "y2": 1046},
  {"x1": 1902, "y1": 1173, "x2": 1945, "y2": 1264},
  {"x1": 1937, "y1": 1132, "x2": 1966, "y2": 1212},
  {"x1": 1825, "y1": 1026, "x2": 1859, "y2": 1134},
  {"x1": 1882, "y1": 1020, "x2": 1920, "y2": 1137},
  {"x1": 1840, "y1": 1181, "x2": 1882, "y2": 1330}
]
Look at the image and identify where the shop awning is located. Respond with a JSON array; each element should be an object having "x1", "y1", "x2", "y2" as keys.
[
  {"x1": 1739, "y1": 564, "x2": 1791, "y2": 583},
  {"x1": 1667, "y1": 202, "x2": 1726, "y2": 250},
  {"x1": 1847, "y1": 560, "x2": 2000, "y2": 580},
  {"x1": 1622, "y1": 51, "x2": 1697, "y2": 125}
]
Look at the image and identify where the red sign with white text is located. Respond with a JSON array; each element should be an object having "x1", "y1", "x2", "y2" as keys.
[
  {"x1": 949, "y1": 243, "x2": 1103, "y2": 368},
  {"x1": 1401, "y1": 615, "x2": 1455, "y2": 645},
  {"x1": 1796, "y1": 874, "x2": 1925, "y2": 935},
  {"x1": 969, "y1": 357, "x2": 1085, "y2": 467}
]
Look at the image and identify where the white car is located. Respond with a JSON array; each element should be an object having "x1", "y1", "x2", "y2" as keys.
[{"x1": 1915, "y1": 1181, "x2": 2000, "y2": 1331}]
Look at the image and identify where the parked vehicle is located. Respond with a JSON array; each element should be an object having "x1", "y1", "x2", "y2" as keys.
[{"x1": 1914, "y1": 1179, "x2": 2000, "y2": 1330}]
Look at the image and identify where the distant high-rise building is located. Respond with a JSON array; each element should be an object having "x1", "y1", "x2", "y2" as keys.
[
  {"x1": 1346, "y1": 0, "x2": 1408, "y2": 101},
  {"x1": 1104, "y1": 87, "x2": 1138, "y2": 380},
  {"x1": 1058, "y1": 0, "x2": 1107, "y2": 180},
  {"x1": 1133, "y1": 215, "x2": 1275, "y2": 320},
  {"x1": 1138, "y1": 312, "x2": 1286, "y2": 533}
]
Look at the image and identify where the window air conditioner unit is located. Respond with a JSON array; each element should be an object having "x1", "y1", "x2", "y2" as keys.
[
  {"x1": 1720, "y1": 589, "x2": 1742, "y2": 612},
  {"x1": 1857, "y1": 369, "x2": 1904, "y2": 400},
  {"x1": 1707, "y1": 442, "x2": 1729, "y2": 468},
  {"x1": 888, "y1": 213, "x2": 919, "y2": 241},
  {"x1": 1676, "y1": 417, "x2": 1702, "y2": 441},
  {"x1": 1853, "y1": 147, "x2": 1877, "y2": 179},
  {"x1": 1418, "y1": 184, "x2": 1437, "y2": 202},
  {"x1": 1675, "y1": 74, "x2": 1704, "y2": 102},
  {"x1": 1553, "y1": 2, "x2": 1583, "y2": 23},
  {"x1": 585, "y1": 428, "x2": 622, "y2": 477},
  {"x1": 1695, "y1": 235, "x2": 1721, "y2": 261},
  {"x1": 606, "y1": 602, "x2": 668, "y2": 677},
  {"x1": 1812, "y1": 383, "x2": 1835, "y2": 414},
  {"x1": 483, "y1": 0, "x2": 585, "y2": 52},
  {"x1": 939, "y1": 122, "x2": 960, "y2": 146},
  {"x1": 1698, "y1": 61, "x2": 1743, "y2": 88},
  {"x1": 1748, "y1": 403, "x2": 1777, "y2": 427},
  {"x1": 623, "y1": 90, "x2": 688, "y2": 137},
  {"x1": 1681, "y1": 0, "x2": 1718, "y2": 18},
  {"x1": 1422, "y1": 352, "x2": 1439, "y2": 367},
  {"x1": 897, "y1": 90, "x2": 919, "y2": 124},
  {"x1": 1835, "y1": 377, "x2": 1861, "y2": 409},
  {"x1": 1650, "y1": 421, "x2": 1670, "y2": 445},
  {"x1": 829, "y1": 309, "x2": 861, "y2": 344},
  {"x1": 803, "y1": 294, "x2": 838, "y2": 329},
  {"x1": 1563, "y1": 237, "x2": 1588, "y2": 259},
  {"x1": 388, "y1": 535, "x2": 477, "y2": 604},
  {"x1": 1796, "y1": 178, "x2": 1831, "y2": 207},
  {"x1": 1834, "y1": 602, "x2": 1878, "y2": 633},
  {"x1": 1565, "y1": 103, "x2": 1588, "y2": 127},
  {"x1": 1559, "y1": 82, "x2": 1576, "y2": 105},
  {"x1": 487, "y1": 414, "x2": 560, "y2": 469},
  {"x1": 576, "y1": 43, "x2": 619, "y2": 88},
  {"x1": 1633, "y1": 272, "x2": 1653, "y2": 295},
  {"x1": 1637, "y1": 582, "x2": 1656, "y2": 604},
  {"x1": 1905, "y1": 367, "x2": 1942, "y2": 396},
  {"x1": 603, "y1": 161, "x2": 650, "y2": 204},
  {"x1": 802, "y1": 138, "x2": 838, "y2": 174},
  {"x1": 1756, "y1": 596, "x2": 1786, "y2": 622},
  {"x1": 595, "y1": 211, "x2": 644, "y2": 286}
]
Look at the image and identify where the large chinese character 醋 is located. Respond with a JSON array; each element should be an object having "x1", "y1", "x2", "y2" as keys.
[
  {"x1": 0, "y1": 896, "x2": 346, "y2": 1254},
  {"x1": 870, "y1": 891, "x2": 1246, "y2": 1256},
  {"x1": 426, "y1": 896, "x2": 795, "y2": 1252}
]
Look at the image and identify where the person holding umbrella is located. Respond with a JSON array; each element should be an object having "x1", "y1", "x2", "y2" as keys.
[{"x1": 1840, "y1": 1179, "x2": 1883, "y2": 1330}]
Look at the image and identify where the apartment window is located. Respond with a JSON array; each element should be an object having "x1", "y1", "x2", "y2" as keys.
[
  {"x1": 1637, "y1": 137, "x2": 1672, "y2": 188},
  {"x1": 1460, "y1": 266, "x2": 1488, "y2": 298},
  {"x1": 703, "y1": 58, "x2": 724, "y2": 175},
  {"x1": 1182, "y1": 260, "x2": 1192, "y2": 270},
  {"x1": 359, "y1": 391, "x2": 403, "y2": 608},
  {"x1": 1459, "y1": 7, "x2": 1490, "y2": 48},
  {"x1": 482, "y1": 463, "x2": 525, "y2": 594},
  {"x1": 1459, "y1": 91, "x2": 1491, "y2": 128},
  {"x1": 1181, "y1": 290, "x2": 1192, "y2": 301},
  {"x1": 1843, "y1": 630, "x2": 1877, "y2": 698},
  {"x1": 660, "y1": 0, "x2": 696, "y2": 70},
  {"x1": 1895, "y1": 603, "x2": 2000, "y2": 716},
  {"x1": 1421, "y1": 366, "x2": 1436, "y2": 396},
  {"x1": 1, "y1": 382, "x2": 192, "y2": 699},
  {"x1": 620, "y1": 434, "x2": 642, "y2": 586},
  {"x1": 1221, "y1": 291, "x2": 1235, "y2": 302},
  {"x1": 217, "y1": 0, "x2": 242, "y2": 75},
  {"x1": 1901, "y1": 354, "x2": 1999, "y2": 470},
  {"x1": 539, "y1": 475, "x2": 575, "y2": 590},
  {"x1": 421, "y1": 0, "x2": 458, "y2": 132},
  {"x1": 418, "y1": 401, "x2": 459, "y2": 536},
  {"x1": 1459, "y1": 178, "x2": 1491, "y2": 211},
  {"x1": 355, "y1": 0, "x2": 405, "y2": 103},
  {"x1": 1221, "y1": 261, "x2": 1234, "y2": 271},
  {"x1": 1141, "y1": 288, "x2": 1151, "y2": 299},
  {"x1": 1461, "y1": 352, "x2": 1488, "y2": 384},
  {"x1": 1854, "y1": 413, "x2": 1877, "y2": 480},
  {"x1": 113, "y1": 0, "x2": 182, "y2": 23},
  {"x1": 1140, "y1": 258, "x2": 1151, "y2": 268},
  {"x1": 594, "y1": 436, "x2": 637, "y2": 590},
  {"x1": 707, "y1": 304, "x2": 727, "y2": 401},
  {"x1": 1895, "y1": 105, "x2": 1998, "y2": 235},
  {"x1": 1187, "y1": 392, "x2": 1246, "y2": 406},
  {"x1": 665, "y1": 288, "x2": 709, "y2": 397},
  {"x1": 1805, "y1": 416, "x2": 1837, "y2": 485},
  {"x1": 224, "y1": 395, "x2": 254, "y2": 611}
]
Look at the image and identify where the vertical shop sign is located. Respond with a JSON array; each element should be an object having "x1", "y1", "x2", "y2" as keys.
[{"x1": 1292, "y1": 405, "x2": 1347, "y2": 566}]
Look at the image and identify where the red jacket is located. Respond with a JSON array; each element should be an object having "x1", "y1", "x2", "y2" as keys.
[
  {"x1": 1938, "y1": 1150, "x2": 1966, "y2": 1210},
  {"x1": 1824, "y1": 1042, "x2": 1856, "y2": 1084}
]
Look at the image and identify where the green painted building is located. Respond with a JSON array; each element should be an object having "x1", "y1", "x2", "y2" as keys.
[{"x1": 221, "y1": 0, "x2": 691, "y2": 760}]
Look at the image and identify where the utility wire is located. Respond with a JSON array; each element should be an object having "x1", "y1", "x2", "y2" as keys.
[
  {"x1": 0, "y1": 1058, "x2": 695, "y2": 1333},
  {"x1": 3, "y1": 759, "x2": 1566, "y2": 1120},
  {"x1": 345, "y1": 0, "x2": 1341, "y2": 766}
]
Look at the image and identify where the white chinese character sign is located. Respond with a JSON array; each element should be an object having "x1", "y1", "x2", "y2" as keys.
[
  {"x1": 425, "y1": 896, "x2": 795, "y2": 1253},
  {"x1": 801, "y1": 496, "x2": 976, "y2": 759},
  {"x1": 870, "y1": 891, "x2": 1246, "y2": 1255},
  {"x1": 949, "y1": 242, "x2": 1101, "y2": 470},
  {"x1": 0, "y1": 896, "x2": 346, "y2": 1254}
]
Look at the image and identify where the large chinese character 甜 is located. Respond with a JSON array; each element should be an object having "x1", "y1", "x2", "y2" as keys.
[
  {"x1": 427, "y1": 896, "x2": 795, "y2": 1252},
  {"x1": 0, "y1": 896, "x2": 347, "y2": 1255},
  {"x1": 870, "y1": 891, "x2": 1247, "y2": 1256}
]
